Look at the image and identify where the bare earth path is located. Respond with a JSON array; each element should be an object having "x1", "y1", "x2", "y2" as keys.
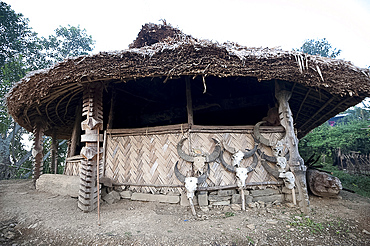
[{"x1": 1, "y1": 179, "x2": 369, "y2": 245}]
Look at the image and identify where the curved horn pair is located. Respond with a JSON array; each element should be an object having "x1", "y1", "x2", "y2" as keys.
[
  {"x1": 253, "y1": 121, "x2": 285, "y2": 147},
  {"x1": 223, "y1": 141, "x2": 258, "y2": 158},
  {"x1": 220, "y1": 150, "x2": 258, "y2": 173},
  {"x1": 177, "y1": 138, "x2": 221, "y2": 163},
  {"x1": 174, "y1": 161, "x2": 210, "y2": 184},
  {"x1": 257, "y1": 149, "x2": 290, "y2": 162}
]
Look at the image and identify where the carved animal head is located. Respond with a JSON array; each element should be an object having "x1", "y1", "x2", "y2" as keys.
[
  {"x1": 279, "y1": 171, "x2": 295, "y2": 189},
  {"x1": 272, "y1": 140, "x2": 284, "y2": 157},
  {"x1": 174, "y1": 161, "x2": 209, "y2": 199},
  {"x1": 276, "y1": 156, "x2": 287, "y2": 173}
]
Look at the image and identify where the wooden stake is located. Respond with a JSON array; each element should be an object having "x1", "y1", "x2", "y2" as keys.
[
  {"x1": 292, "y1": 188, "x2": 297, "y2": 205},
  {"x1": 240, "y1": 188, "x2": 245, "y2": 210},
  {"x1": 189, "y1": 198, "x2": 196, "y2": 216},
  {"x1": 97, "y1": 132, "x2": 101, "y2": 226}
]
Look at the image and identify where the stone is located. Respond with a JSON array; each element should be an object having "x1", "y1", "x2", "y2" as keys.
[
  {"x1": 247, "y1": 202, "x2": 256, "y2": 208},
  {"x1": 252, "y1": 194, "x2": 284, "y2": 203},
  {"x1": 218, "y1": 189, "x2": 237, "y2": 196},
  {"x1": 131, "y1": 193, "x2": 180, "y2": 204},
  {"x1": 36, "y1": 174, "x2": 79, "y2": 198},
  {"x1": 285, "y1": 202, "x2": 296, "y2": 208},
  {"x1": 119, "y1": 190, "x2": 132, "y2": 199},
  {"x1": 231, "y1": 204, "x2": 241, "y2": 211},
  {"x1": 362, "y1": 229, "x2": 370, "y2": 235},
  {"x1": 208, "y1": 194, "x2": 231, "y2": 202},
  {"x1": 210, "y1": 200, "x2": 230, "y2": 206},
  {"x1": 231, "y1": 194, "x2": 252, "y2": 204},
  {"x1": 198, "y1": 193, "x2": 208, "y2": 206},
  {"x1": 266, "y1": 219, "x2": 278, "y2": 225},
  {"x1": 103, "y1": 190, "x2": 121, "y2": 205},
  {"x1": 223, "y1": 206, "x2": 231, "y2": 211},
  {"x1": 200, "y1": 206, "x2": 209, "y2": 212},
  {"x1": 247, "y1": 224, "x2": 256, "y2": 230},
  {"x1": 250, "y1": 188, "x2": 280, "y2": 197},
  {"x1": 180, "y1": 193, "x2": 198, "y2": 206},
  {"x1": 257, "y1": 201, "x2": 265, "y2": 207}
]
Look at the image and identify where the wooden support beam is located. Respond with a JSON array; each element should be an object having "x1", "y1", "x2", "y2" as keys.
[
  {"x1": 275, "y1": 81, "x2": 309, "y2": 214},
  {"x1": 294, "y1": 88, "x2": 311, "y2": 122},
  {"x1": 69, "y1": 102, "x2": 82, "y2": 157},
  {"x1": 107, "y1": 89, "x2": 115, "y2": 130},
  {"x1": 32, "y1": 120, "x2": 44, "y2": 184},
  {"x1": 51, "y1": 129, "x2": 58, "y2": 174},
  {"x1": 300, "y1": 96, "x2": 335, "y2": 129},
  {"x1": 185, "y1": 76, "x2": 194, "y2": 126},
  {"x1": 78, "y1": 82, "x2": 103, "y2": 213}
]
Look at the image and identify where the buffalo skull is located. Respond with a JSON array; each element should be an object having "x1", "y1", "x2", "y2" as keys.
[
  {"x1": 174, "y1": 161, "x2": 210, "y2": 199},
  {"x1": 177, "y1": 137, "x2": 221, "y2": 175},
  {"x1": 220, "y1": 150, "x2": 258, "y2": 188},
  {"x1": 222, "y1": 141, "x2": 258, "y2": 167}
]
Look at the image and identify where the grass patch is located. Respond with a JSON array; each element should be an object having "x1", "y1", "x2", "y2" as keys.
[{"x1": 225, "y1": 211, "x2": 235, "y2": 218}]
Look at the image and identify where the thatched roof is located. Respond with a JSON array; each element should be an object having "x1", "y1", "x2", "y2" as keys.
[{"x1": 6, "y1": 23, "x2": 370, "y2": 139}]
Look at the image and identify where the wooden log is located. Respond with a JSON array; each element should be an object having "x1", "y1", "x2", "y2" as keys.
[
  {"x1": 275, "y1": 81, "x2": 309, "y2": 214},
  {"x1": 69, "y1": 103, "x2": 82, "y2": 157},
  {"x1": 307, "y1": 169, "x2": 342, "y2": 197},
  {"x1": 32, "y1": 120, "x2": 44, "y2": 184},
  {"x1": 186, "y1": 76, "x2": 194, "y2": 126},
  {"x1": 51, "y1": 130, "x2": 58, "y2": 174}
]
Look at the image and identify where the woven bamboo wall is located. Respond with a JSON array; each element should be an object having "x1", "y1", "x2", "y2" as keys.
[
  {"x1": 64, "y1": 156, "x2": 83, "y2": 176},
  {"x1": 104, "y1": 125, "x2": 283, "y2": 193}
]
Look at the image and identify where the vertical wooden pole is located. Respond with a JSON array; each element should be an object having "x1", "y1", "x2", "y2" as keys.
[
  {"x1": 185, "y1": 76, "x2": 194, "y2": 127},
  {"x1": 32, "y1": 120, "x2": 44, "y2": 184},
  {"x1": 69, "y1": 102, "x2": 82, "y2": 157},
  {"x1": 275, "y1": 81, "x2": 309, "y2": 214},
  {"x1": 51, "y1": 130, "x2": 58, "y2": 174},
  {"x1": 78, "y1": 82, "x2": 103, "y2": 212}
]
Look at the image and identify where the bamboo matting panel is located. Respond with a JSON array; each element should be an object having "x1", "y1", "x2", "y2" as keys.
[
  {"x1": 64, "y1": 160, "x2": 80, "y2": 176},
  {"x1": 104, "y1": 128, "x2": 283, "y2": 193}
]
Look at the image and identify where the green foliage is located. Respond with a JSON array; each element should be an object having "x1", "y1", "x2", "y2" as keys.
[
  {"x1": 41, "y1": 25, "x2": 95, "y2": 63},
  {"x1": 0, "y1": 2, "x2": 95, "y2": 178},
  {"x1": 299, "y1": 107, "x2": 370, "y2": 163},
  {"x1": 296, "y1": 38, "x2": 341, "y2": 58}
]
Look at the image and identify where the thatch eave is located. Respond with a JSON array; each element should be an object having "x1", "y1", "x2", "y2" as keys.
[{"x1": 5, "y1": 26, "x2": 370, "y2": 139}]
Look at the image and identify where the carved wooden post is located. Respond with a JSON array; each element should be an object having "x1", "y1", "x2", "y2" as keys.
[
  {"x1": 32, "y1": 120, "x2": 44, "y2": 183},
  {"x1": 69, "y1": 102, "x2": 82, "y2": 157},
  {"x1": 78, "y1": 83, "x2": 103, "y2": 212},
  {"x1": 275, "y1": 81, "x2": 309, "y2": 214},
  {"x1": 51, "y1": 130, "x2": 58, "y2": 174}
]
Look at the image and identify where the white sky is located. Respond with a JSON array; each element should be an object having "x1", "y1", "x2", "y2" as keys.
[{"x1": 4, "y1": 0, "x2": 370, "y2": 68}]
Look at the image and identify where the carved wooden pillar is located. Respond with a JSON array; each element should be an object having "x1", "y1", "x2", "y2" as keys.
[
  {"x1": 78, "y1": 83, "x2": 103, "y2": 212},
  {"x1": 51, "y1": 130, "x2": 58, "y2": 174},
  {"x1": 32, "y1": 120, "x2": 44, "y2": 183},
  {"x1": 275, "y1": 81, "x2": 310, "y2": 214}
]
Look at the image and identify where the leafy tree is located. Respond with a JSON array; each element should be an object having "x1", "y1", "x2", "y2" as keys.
[
  {"x1": 296, "y1": 38, "x2": 341, "y2": 58},
  {"x1": 0, "y1": 2, "x2": 95, "y2": 179},
  {"x1": 41, "y1": 25, "x2": 95, "y2": 63}
]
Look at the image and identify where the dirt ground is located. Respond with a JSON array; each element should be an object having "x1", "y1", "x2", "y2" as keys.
[{"x1": 0, "y1": 179, "x2": 369, "y2": 246}]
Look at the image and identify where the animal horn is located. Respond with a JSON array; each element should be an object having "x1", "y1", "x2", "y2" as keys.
[
  {"x1": 174, "y1": 161, "x2": 186, "y2": 183},
  {"x1": 248, "y1": 153, "x2": 259, "y2": 172},
  {"x1": 219, "y1": 150, "x2": 236, "y2": 173},
  {"x1": 222, "y1": 140, "x2": 237, "y2": 154},
  {"x1": 205, "y1": 138, "x2": 221, "y2": 163},
  {"x1": 177, "y1": 138, "x2": 195, "y2": 163},
  {"x1": 242, "y1": 144, "x2": 258, "y2": 158},
  {"x1": 257, "y1": 149, "x2": 290, "y2": 162},
  {"x1": 197, "y1": 163, "x2": 210, "y2": 184},
  {"x1": 253, "y1": 121, "x2": 274, "y2": 147},
  {"x1": 257, "y1": 149, "x2": 277, "y2": 163},
  {"x1": 260, "y1": 159, "x2": 280, "y2": 179}
]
